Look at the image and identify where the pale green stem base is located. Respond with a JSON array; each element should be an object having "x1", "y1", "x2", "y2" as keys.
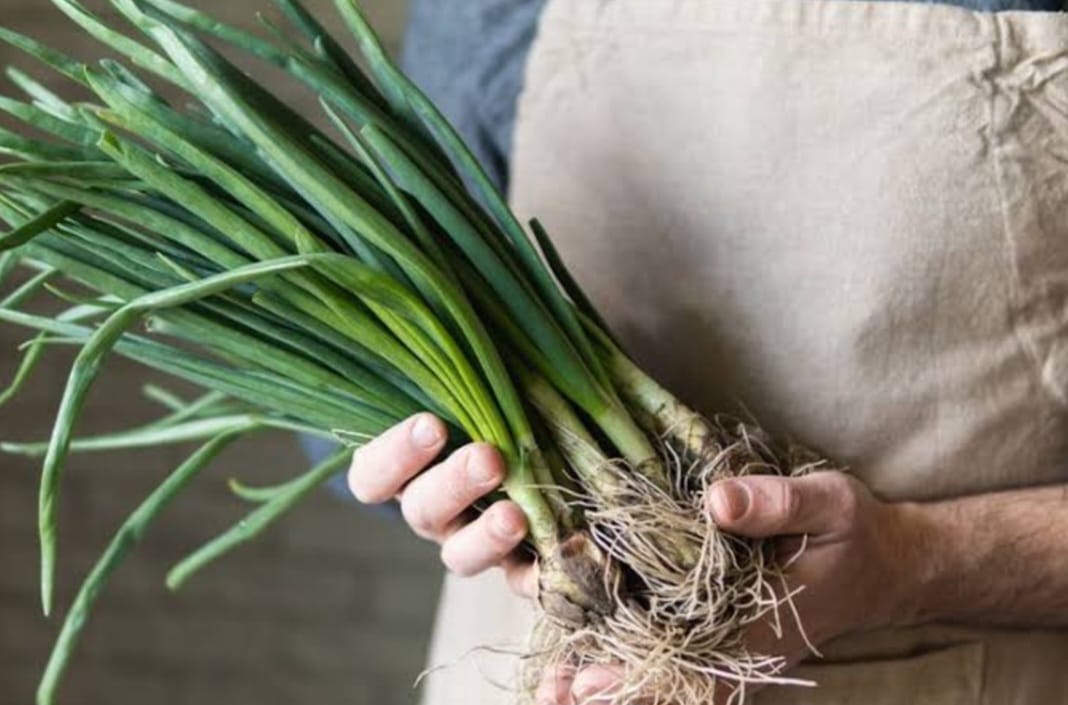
[{"x1": 605, "y1": 350, "x2": 716, "y2": 459}]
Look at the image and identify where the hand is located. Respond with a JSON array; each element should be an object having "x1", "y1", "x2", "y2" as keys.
[
  {"x1": 347, "y1": 413, "x2": 537, "y2": 596},
  {"x1": 350, "y1": 423, "x2": 929, "y2": 703},
  {"x1": 537, "y1": 471, "x2": 930, "y2": 704}
]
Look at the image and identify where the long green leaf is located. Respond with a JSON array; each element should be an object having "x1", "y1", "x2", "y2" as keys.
[
  {"x1": 89, "y1": 79, "x2": 329, "y2": 254},
  {"x1": 0, "y1": 305, "x2": 382, "y2": 433},
  {"x1": 138, "y1": 27, "x2": 493, "y2": 432},
  {"x1": 152, "y1": 25, "x2": 523, "y2": 438},
  {"x1": 7, "y1": 177, "x2": 248, "y2": 270},
  {"x1": 0, "y1": 334, "x2": 46, "y2": 408},
  {"x1": 322, "y1": 100, "x2": 454, "y2": 295},
  {"x1": 145, "y1": 389, "x2": 231, "y2": 424},
  {"x1": 0, "y1": 26, "x2": 88, "y2": 84},
  {"x1": 0, "y1": 96, "x2": 103, "y2": 149},
  {"x1": 0, "y1": 126, "x2": 98, "y2": 162},
  {"x1": 361, "y1": 125, "x2": 609, "y2": 411},
  {"x1": 0, "y1": 251, "x2": 18, "y2": 283},
  {"x1": 529, "y1": 218, "x2": 620, "y2": 347},
  {"x1": 249, "y1": 290, "x2": 442, "y2": 416},
  {"x1": 165, "y1": 448, "x2": 349, "y2": 590},
  {"x1": 89, "y1": 67, "x2": 286, "y2": 192},
  {"x1": 0, "y1": 267, "x2": 57, "y2": 308},
  {"x1": 4, "y1": 67, "x2": 75, "y2": 115},
  {"x1": 0, "y1": 161, "x2": 138, "y2": 183},
  {"x1": 0, "y1": 201, "x2": 81, "y2": 252},
  {"x1": 131, "y1": 0, "x2": 391, "y2": 133},
  {"x1": 5, "y1": 415, "x2": 279, "y2": 456},
  {"x1": 37, "y1": 255, "x2": 313, "y2": 616},
  {"x1": 19, "y1": 208, "x2": 429, "y2": 429},
  {"x1": 269, "y1": 0, "x2": 383, "y2": 102},
  {"x1": 36, "y1": 432, "x2": 240, "y2": 705},
  {"x1": 49, "y1": 0, "x2": 191, "y2": 89},
  {"x1": 228, "y1": 474, "x2": 302, "y2": 504},
  {"x1": 334, "y1": 0, "x2": 609, "y2": 388},
  {"x1": 309, "y1": 252, "x2": 497, "y2": 435},
  {"x1": 96, "y1": 131, "x2": 289, "y2": 261}
]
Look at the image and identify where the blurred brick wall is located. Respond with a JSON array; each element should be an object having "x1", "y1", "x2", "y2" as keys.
[{"x1": 0, "y1": 2, "x2": 446, "y2": 705}]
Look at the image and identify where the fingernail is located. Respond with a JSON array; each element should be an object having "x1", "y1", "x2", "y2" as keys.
[
  {"x1": 468, "y1": 448, "x2": 501, "y2": 487},
  {"x1": 711, "y1": 480, "x2": 750, "y2": 523},
  {"x1": 410, "y1": 415, "x2": 443, "y2": 449},
  {"x1": 493, "y1": 507, "x2": 524, "y2": 538}
]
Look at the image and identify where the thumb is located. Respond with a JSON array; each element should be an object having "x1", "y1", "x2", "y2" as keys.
[{"x1": 707, "y1": 472, "x2": 856, "y2": 538}]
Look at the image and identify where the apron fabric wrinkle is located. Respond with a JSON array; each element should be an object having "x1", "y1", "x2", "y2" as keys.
[
  {"x1": 420, "y1": 2, "x2": 1068, "y2": 704},
  {"x1": 987, "y1": 18, "x2": 1068, "y2": 412}
]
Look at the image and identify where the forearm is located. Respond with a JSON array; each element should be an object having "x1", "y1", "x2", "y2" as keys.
[{"x1": 904, "y1": 484, "x2": 1068, "y2": 628}]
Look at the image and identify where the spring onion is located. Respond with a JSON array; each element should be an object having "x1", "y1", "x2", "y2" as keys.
[{"x1": 0, "y1": 2, "x2": 826, "y2": 703}]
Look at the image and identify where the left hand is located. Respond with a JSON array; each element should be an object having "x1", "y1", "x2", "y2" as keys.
[{"x1": 538, "y1": 471, "x2": 930, "y2": 704}]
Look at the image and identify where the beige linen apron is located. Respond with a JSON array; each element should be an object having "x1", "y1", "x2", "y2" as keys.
[{"x1": 420, "y1": 1, "x2": 1068, "y2": 703}]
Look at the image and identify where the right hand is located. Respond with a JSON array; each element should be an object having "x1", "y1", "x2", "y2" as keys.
[{"x1": 347, "y1": 413, "x2": 538, "y2": 597}]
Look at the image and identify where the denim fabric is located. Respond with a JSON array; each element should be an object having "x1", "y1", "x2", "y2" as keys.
[
  {"x1": 401, "y1": 0, "x2": 1064, "y2": 193},
  {"x1": 401, "y1": 0, "x2": 546, "y2": 192}
]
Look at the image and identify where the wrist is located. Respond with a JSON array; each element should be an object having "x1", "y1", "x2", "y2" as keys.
[{"x1": 885, "y1": 499, "x2": 959, "y2": 628}]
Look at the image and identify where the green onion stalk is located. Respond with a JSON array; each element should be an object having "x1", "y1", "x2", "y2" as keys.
[{"x1": 0, "y1": 2, "x2": 826, "y2": 703}]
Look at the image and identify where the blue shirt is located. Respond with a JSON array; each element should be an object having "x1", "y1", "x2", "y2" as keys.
[{"x1": 401, "y1": 0, "x2": 1065, "y2": 192}]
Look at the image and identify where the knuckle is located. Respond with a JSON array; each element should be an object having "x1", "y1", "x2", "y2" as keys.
[
  {"x1": 444, "y1": 454, "x2": 475, "y2": 506},
  {"x1": 468, "y1": 441, "x2": 502, "y2": 464},
  {"x1": 826, "y1": 473, "x2": 861, "y2": 524},
  {"x1": 777, "y1": 481, "x2": 802, "y2": 527},
  {"x1": 440, "y1": 542, "x2": 476, "y2": 577},
  {"x1": 466, "y1": 444, "x2": 505, "y2": 484},
  {"x1": 487, "y1": 529, "x2": 510, "y2": 551},
  {"x1": 818, "y1": 470, "x2": 851, "y2": 492},
  {"x1": 479, "y1": 516, "x2": 509, "y2": 552},
  {"x1": 487, "y1": 503, "x2": 526, "y2": 544},
  {"x1": 400, "y1": 492, "x2": 435, "y2": 538}
]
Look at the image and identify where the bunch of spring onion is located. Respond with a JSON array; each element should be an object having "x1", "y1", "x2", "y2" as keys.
[{"x1": 0, "y1": 1, "x2": 827, "y2": 703}]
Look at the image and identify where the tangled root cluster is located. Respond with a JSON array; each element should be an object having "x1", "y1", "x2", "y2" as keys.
[{"x1": 524, "y1": 417, "x2": 827, "y2": 705}]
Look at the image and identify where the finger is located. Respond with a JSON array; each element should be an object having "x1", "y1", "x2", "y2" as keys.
[
  {"x1": 775, "y1": 534, "x2": 808, "y2": 562},
  {"x1": 707, "y1": 471, "x2": 858, "y2": 538},
  {"x1": 503, "y1": 553, "x2": 538, "y2": 599},
  {"x1": 741, "y1": 609, "x2": 818, "y2": 674},
  {"x1": 536, "y1": 665, "x2": 576, "y2": 705},
  {"x1": 400, "y1": 443, "x2": 505, "y2": 540},
  {"x1": 440, "y1": 501, "x2": 528, "y2": 577},
  {"x1": 572, "y1": 664, "x2": 625, "y2": 703},
  {"x1": 347, "y1": 414, "x2": 446, "y2": 504}
]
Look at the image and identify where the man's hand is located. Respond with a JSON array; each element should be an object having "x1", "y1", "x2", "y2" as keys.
[
  {"x1": 349, "y1": 416, "x2": 1068, "y2": 705},
  {"x1": 348, "y1": 422, "x2": 924, "y2": 703},
  {"x1": 718, "y1": 472, "x2": 925, "y2": 651},
  {"x1": 347, "y1": 414, "x2": 536, "y2": 595},
  {"x1": 536, "y1": 471, "x2": 928, "y2": 704}
]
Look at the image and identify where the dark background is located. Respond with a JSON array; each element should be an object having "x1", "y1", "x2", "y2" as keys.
[{"x1": 0, "y1": 2, "x2": 445, "y2": 704}]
